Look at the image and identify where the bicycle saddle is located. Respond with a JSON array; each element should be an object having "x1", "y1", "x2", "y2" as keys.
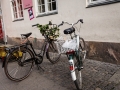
[
  {"x1": 64, "y1": 27, "x2": 75, "y2": 34},
  {"x1": 21, "y1": 32, "x2": 32, "y2": 38}
]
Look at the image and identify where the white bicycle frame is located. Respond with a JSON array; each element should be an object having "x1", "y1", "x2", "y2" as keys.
[
  {"x1": 62, "y1": 35, "x2": 79, "y2": 81},
  {"x1": 68, "y1": 35, "x2": 82, "y2": 89},
  {"x1": 69, "y1": 35, "x2": 79, "y2": 81}
]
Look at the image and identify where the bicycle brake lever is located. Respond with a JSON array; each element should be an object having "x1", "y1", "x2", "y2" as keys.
[{"x1": 80, "y1": 19, "x2": 83, "y2": 23}]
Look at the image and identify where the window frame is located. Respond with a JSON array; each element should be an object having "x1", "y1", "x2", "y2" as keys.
[
  {"x1": 10, "y1": 0, "x2": 24, "y2": 21},
  {"x1": 86, "y1": 0, "x2": 120, "y2": 8},
  {"x1": 35, "y1": 0, "x2": 58, "y2": 17}
]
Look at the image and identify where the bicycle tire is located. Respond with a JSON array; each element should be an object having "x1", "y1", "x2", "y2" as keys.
[
  {"x1": 46, "y1": 41, "x2": 61, "y2": 64},
  {"x1": 74, "y1": 70, "x2": 82, "y2": 90},
  {"x1": 74, "y1": 56, "x2": 83, "y2": 90},
  {"x1": 79, "y1": 37, "x2": 86, "y2": 51},
  {"x1": 4, "y1": 47, "x2": 34, "y2": 81}
]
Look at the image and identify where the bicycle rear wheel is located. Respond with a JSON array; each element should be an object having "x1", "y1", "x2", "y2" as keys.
[
  {"x1": 46, "y1": 41, "x2": 61, "y2": 64},
  {"x1": 79, "y1": 37, "x2": 86, "y2": 51},
  {"x1": 4, "y1": 47, "x2": 34, "y2": 81}
]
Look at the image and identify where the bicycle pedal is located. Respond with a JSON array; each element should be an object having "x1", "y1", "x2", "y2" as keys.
[
  {"x1": 35, "y1": 56, "x2": 43, "y2": 64},
  {"x1": 81, "y1": 66, "x2": 83, "y2": 69}
]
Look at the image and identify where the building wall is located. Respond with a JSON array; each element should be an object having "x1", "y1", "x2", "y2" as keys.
[
  {"x1": 1, "y1": 0, "x2": 120, "y2": 42},
  {"x1": 1, "y1": 0, "x2": 120, "y2": 64}
]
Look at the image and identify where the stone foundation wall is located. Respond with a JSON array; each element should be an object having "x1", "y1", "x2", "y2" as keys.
[
  {"x1": 86, "y1": 41, "x2": 120, "y2": 65},
  {"x1": 7, "y1": 36, "x2": 44, "y2": 50},
  {"x1": 7, "y1": 36, "x2": 120, "y2": 65}
]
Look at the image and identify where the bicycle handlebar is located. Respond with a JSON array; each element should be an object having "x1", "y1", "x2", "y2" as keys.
[
  {"x1": 73, "y1": 19, "x2": 83, "y2": 25},
  {"x1": 59, "y1": 19, "x2": 83, "y2": 27},
  {"x1": 32, "y1": 19, "x2": 83, "y2": 27},
  {"x1": 58, "y1": 22, "x2": 64, "y2": 27}
]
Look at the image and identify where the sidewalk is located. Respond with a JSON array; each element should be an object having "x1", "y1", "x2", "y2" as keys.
[{"x1": 0, "y1": 44, "x2": 120, "y2": 90}]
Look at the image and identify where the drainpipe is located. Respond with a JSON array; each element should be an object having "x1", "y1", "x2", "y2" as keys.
[{"x1": 0, "y1": 0, "x2": 7, "y2": 45}]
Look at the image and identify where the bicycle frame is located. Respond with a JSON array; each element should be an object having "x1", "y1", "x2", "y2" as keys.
[
  {"x1": 66, "y1": 35, "x2": 81, "y2": 81},
  {"x1": 30, "y1": 41, "x2": 48, "y2": 57},
  {"x1": 60, "y1": 19, "x2": 86, "y2": 90},
  {"x1": 60, "y1": 20, "x2": 84, "y2": 87},
  {"x1": 2, "y1": 38, "x2": 51, "y2": 68}
]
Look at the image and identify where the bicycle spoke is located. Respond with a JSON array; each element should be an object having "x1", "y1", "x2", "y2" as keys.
[{"x1": 10, "y1": 66, "x2": 19, "y2": 78}]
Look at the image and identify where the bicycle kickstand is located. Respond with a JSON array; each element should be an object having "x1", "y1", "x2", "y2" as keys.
[{"x1": 37, "y1": 64, "x2": 45, "y2": 71}]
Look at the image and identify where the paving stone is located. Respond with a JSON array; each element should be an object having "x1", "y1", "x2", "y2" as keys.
[
  {"x1": 109, "y1": 69, "x2": 120, "y2": 84},
  {"x1": 113, "y1": 83, "x2": 120, "y2": 90},
  {"x1": 103, "y1": 82, "x2": 116, "y2": 90},
  {"x1": 95, "y1": 88, "x2": 102, "y2": 90}
]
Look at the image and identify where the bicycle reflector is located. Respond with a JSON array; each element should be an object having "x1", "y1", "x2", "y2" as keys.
[
  {"x1": 70, "y1": 65, "x2": 74, "y2": 71},
  {"x1": 66, "y1": 50, "x2": 75, "y2": 54},
  {"x1": 69, "y1": 59, "x2": 74, "y2": 71}
]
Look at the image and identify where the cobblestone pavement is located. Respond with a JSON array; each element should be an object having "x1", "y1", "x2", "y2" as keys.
[
  {"x1": 40, "y1": 55, "x2": 120, "y2": 90},
  {"x1": 0, "y1": 54, "x2": 120, "y2": 90}
]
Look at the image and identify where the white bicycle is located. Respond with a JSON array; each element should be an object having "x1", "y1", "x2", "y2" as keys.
[{"x1": 57, "y1": 19, "x2": 86, "y2": 90}]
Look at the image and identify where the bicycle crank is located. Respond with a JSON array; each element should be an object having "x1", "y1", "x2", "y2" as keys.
[{"x1": 35, "y1": 55, "x2": 43, "y2": 64}]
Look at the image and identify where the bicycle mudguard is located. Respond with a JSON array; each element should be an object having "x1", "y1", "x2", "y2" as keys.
[
  {"x1": 69, "y1": 58, "x2": 76, "y2": 81},
  {"x1": 2, "y1": 48, "x2": 14, "y2": 68},
  {"x1": 2, "y1": 54, "x2": 9, "y2": 68},
  {"x1": 2, "y1": 58, "x2": 6, "y2": 68},
  {"x1": 1, "y1": 47, "x2": 11, "y2": 68}
]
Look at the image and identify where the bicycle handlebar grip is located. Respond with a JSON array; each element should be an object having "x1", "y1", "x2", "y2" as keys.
[
  {"x1": 79, "y1": 19, "x2": 83, "y2": 23},
  {"x1": 32, "y1": 24, "x2": 39, "y2": 27},
  {"x1": 58, "y1": 23, "x2": 63, "y2": 27},
  {"x1": 58, "y1": 21, "x2": 64, "y2": 27}
]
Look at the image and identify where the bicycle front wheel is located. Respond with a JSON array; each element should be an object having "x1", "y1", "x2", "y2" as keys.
[
  {"x1": 4, "y1": 47, "x2": 34, "y2": 81},
  {"x1": 46, "y1": 41, "x2": 61, "y2": 64},
  {"x1": 74, "y1": 69, "x2": 82, "y2": 90},
  {"x1": 74, "y1": 54, "x2": 83, "y2": 90}
]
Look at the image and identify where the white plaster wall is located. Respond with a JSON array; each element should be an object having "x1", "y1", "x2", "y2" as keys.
[{"x1": 1, "y1": 0, "x2": 120, "y2": 42}]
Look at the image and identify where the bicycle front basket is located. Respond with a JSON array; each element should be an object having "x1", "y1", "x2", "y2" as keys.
[
  {"x1": 55, "y1": 40, "x2": 73, "y2": 54},
  {"x1": 62, "y1": 39, "x2": 77, "y2": 50}
]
